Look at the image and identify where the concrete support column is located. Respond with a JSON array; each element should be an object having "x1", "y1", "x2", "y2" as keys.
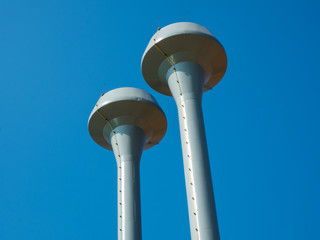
[
  {"x1": 167, "y1": 61, "x2": 219, "y2": 240},
  {"x1": 108, "y1": 125, "x2": 145, "y2": 240}
]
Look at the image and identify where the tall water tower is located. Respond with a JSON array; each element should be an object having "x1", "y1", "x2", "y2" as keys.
[
  {"x1": 141, "y1": 22, "x2": 227, "y2": 240},
  {"x1": 88, "y1": 87, "x2": 167, "y2": 240}
]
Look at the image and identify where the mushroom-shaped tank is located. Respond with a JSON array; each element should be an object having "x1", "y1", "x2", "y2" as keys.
[
  {"x1": 88, "y1": 87, "x2": 167, "y2": 150},
  {"x1": 141, "y1": 22, "x2": 227, "y2": 96}
]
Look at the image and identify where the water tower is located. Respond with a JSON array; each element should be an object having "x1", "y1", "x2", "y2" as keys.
[
  {"x1": 88, "y1": 87, "x2": 167, "y2": 240},
  {"x1": 141, "y1": 22, "x2": 227, "y2": 240}
]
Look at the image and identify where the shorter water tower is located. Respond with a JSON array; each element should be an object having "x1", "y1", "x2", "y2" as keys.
[{"x1": 88, "y1": 87, "x2": 167, "y2": 240}]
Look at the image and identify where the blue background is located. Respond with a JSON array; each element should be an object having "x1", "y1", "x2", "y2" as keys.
[{"x1": 1, "y1": 0, "x2": 319, "y2": 239}]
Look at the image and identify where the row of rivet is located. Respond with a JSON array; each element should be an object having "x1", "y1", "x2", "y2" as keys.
[
  {"x1": 153, "y1": 31, "x2": 199, "y2": 239},
  {"x1": 95, "y1": 95, "x2": 123, "y2": 239}
]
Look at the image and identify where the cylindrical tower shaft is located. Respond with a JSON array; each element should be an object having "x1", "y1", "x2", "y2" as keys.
[
  {"x1": 167, "y1": 62, "x2": 219, "y2": 240},
  {"x1": 109, "y1": 125, "x2": 145, "y2": 240}
]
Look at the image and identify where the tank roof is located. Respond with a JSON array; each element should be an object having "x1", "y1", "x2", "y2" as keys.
[
  {"x1": 88, "y1": 87, "x2": 167, "y2": 150},
  {"x1": 141, "y1": 22, "x2": 227, "y2": 96}
]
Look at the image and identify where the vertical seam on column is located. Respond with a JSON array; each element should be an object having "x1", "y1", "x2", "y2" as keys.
[
  {"x1": 153, "y1": 38, "x2": 199, "y2": 240},
  {"x1": 95, "y1": 95, "x2": 123, "y2": 240}
]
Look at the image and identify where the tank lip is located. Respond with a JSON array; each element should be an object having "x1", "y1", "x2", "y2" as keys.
[
  {"x1": 88, "y1": 87, "x2": 164, "y2": 125},
  {"x1": 141, "y1": 22, "x2": 217, "y2": 66}
]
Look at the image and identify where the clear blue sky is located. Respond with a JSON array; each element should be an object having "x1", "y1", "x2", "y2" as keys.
[{"x1": 1, "y1": 0, "x2": 319, "y2": 239}]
